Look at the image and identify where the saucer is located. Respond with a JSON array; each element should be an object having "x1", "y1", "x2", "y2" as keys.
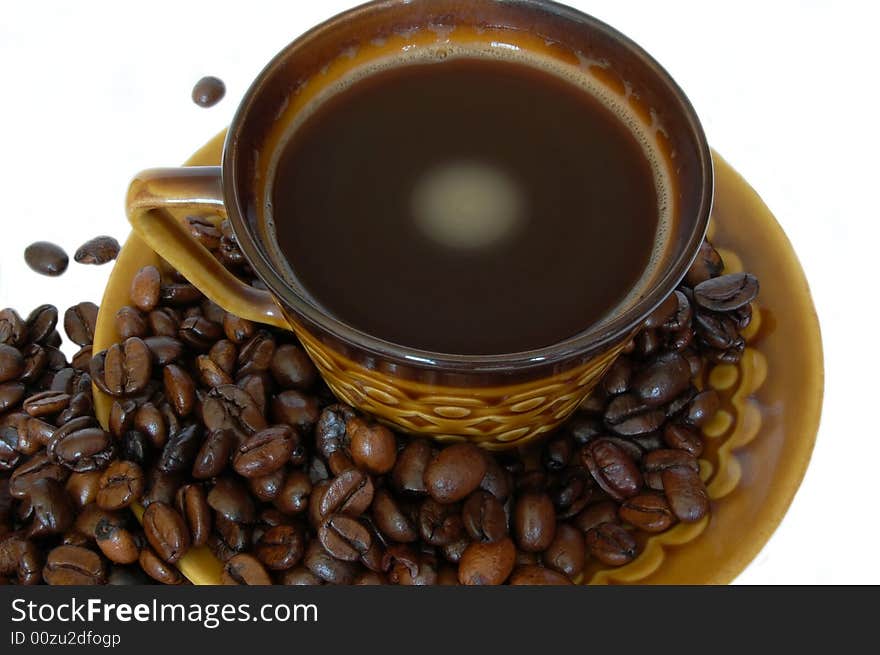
[{"x1": 93, "y1": 131, "x2": 823, "y2": 585}]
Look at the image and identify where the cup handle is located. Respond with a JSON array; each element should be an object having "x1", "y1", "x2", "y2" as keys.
[{"x1": 126, "y1": 166, "x2": 291, "y2": 329}]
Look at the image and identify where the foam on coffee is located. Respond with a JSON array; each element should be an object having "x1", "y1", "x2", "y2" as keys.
[{"x1": 264, "y1": 38, "x2": 676, "y2": 354}]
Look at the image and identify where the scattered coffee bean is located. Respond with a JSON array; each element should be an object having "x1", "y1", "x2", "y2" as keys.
[
  {"x1": 192, "y1": 76, "x2": 226, "y2": 108},
  {"x1": 24, "y1": 242, "x2": 68, "y2": 276},
  {"x1": 74, "y1": 236, "x2": 120, "y2": 265}
]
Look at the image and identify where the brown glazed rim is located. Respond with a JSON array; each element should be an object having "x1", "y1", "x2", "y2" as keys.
[{"x1": 223, "y1": 0, "x2": 714, "y2": 374}]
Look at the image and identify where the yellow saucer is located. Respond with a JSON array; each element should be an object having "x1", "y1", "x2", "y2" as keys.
[{"x1": 93, "y1": 131, "x2": 823, "y2": 585}]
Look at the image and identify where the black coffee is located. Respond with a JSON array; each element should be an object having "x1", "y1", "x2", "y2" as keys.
[{"x1": 271, "y1": 56, "x2": 664, "y2": 355}]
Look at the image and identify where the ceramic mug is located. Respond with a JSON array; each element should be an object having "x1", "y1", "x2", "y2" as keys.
[{"x1": 126, "y1": 0, "x2": 712, "y2": 450}]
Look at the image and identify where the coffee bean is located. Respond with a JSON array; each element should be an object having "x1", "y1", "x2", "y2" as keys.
[
  {"x1": 581, "y1": 439, "x2": 642, "y2": 501},
  {"x1": 160, "y1": 283, "x2": 203, "y2": 306},
  {"x1": 542, "y1": 523, "x2": 585, "y2": 578},
  {"x1": 304, "y1": 540, "x2": 357, "y2": 585},
  {"x1": 574, "y1": 501, "x2": 620, "y2": 533},
  {"x1": 237, "y1": 331, "x2": 276, "y2": 377},
  {"x1": 418, "y1": 498, "x2": 463, "y2": 546},
  {"x1": 390, "y1": 439, "x2": 432, "y2": 495},
  {"x1": 95, "y1": 521, "x2": 140, "y2": 564},
  {"x1": 642, "y1": 449, "x2": 700, "y2": 490},
  {"x1": 43, "y1": 545, "x2": 105, "y2": 584},
  {"x1": 0, "y1": 426, "x2": 21, "y2": 471},
  {"x1": 141, "y1": 466, "x2": 182, "y2": 508},
  {"x1": 0, "y1": 308, "x2": 27, "y2": 347},
  {"x1": 120, "y1": 430, "x2": 151, "y2": 466},
  {"x1": 270, "y1": 344, "x2": 317, "y2": 390},
  {"x1": 458, "y1": 537, "x2": 515, "y2": 585},
  {"x1": 47, "y1": 418, "x2": 114, "y2": 472},
  {"x1": 661, "y1": 466, "x2": 709, "y2": 522},
  {"x1": 685, "y1": 239, "x2": 724, "y2": 286},
  {"x1": 139, "y1": 546, "x2": 184, "y2": 584},
  {"x1": 384, "y1": 544, "x2": 438, "y2": 586},
  {"x1": 115, "y1": 306, "x2": 147, "y2": 340},
  {"x1": 207, "y1": 477, "x2": 256, "y2": 524},
  {"x1": 163, "y1": 364, "x2": 195, "y2": 416},
  {"x1": 66, "y1": 471, "x2": 101, "y2": 508},
  {"x1": 514, "y1": 492, "x2": 556, "y2": 552},
  {"x1": 143, "y1": 501, "x2": 190, "y2": 563},
  {"x1": 147, "y1": 308, "x2": 180, "y2": 338},
  {"x1": 96, "y1": 461, "x2": 144, "y2": 510},
  {"x1": 74, "y1": 503, "x2": 125, "y2": 540},
  {"x1": 348, "y1": 418, "x2": 397, "y2": 474},
  {"x1": 631, "y1": 351, "x2": 691, "y2": 406},
  {"x1": 101, "y1": 337, "x2": 153, "y2": 396},
  {"x1": 23, "y1": 390, "x2": 70, "y2": 417},
  {"x1": 9, "y1": 454, "x2": 68, "y2": 498},
  {"x1": 585, "y1": 523, "x2": 637, "y2": 566},
  {"x1": 209, "y1": 340, "x2": 237, "y2": 376},
  {"x1": 74, "y1": 235, "x2": 120, "y2": 265},
  {"x1": 270, "y1": 390, "x2": 319, "y2": 430},
  {"x1": 192, "y1": 76, "x2": 225, "y2": 108},
  {"x1": 508, "y1": 565, "x2": 573, "y2": 585},
  {"x1": 371, "y1": 488, "x2": 417, "y2": 543},
  {"x1": 694, "y1": 311, "x2": 739, "y2": 350},
  {"x1": 0, "y1": 536, "x2": 41, "y2": 585},
  {"x1": 462, "y1": 490, "x2": 507, "y2": 543},
  {"x1": 255, "y1": 524, "x2": 305, "y2": 571},
  {"x1": 27, "y1": 478, "x2": 74, "y2": 538},
  {"x1": 214, "y1": 514, "x2": 251, "y2": 554},
  {"x1": 320, "y1": 469, "x2": 374, "y2": 518},
  {"x1": 192, "y1": 429, "x2": 234, "y2": 479},
  {"x1": 249, "y1": 468, "x2": 286, "y2": 502},
  {"x1": 619, "y1": 493, "x2": 675, "y2": 532},
  {"x1": 179, "y1": 315, "x2": 223, "y2": 351},
  {"x1": 221, "y1": 313, "x2": 254, "y2": 344},
  {"x1": 158, "y1": 424, "x2": 202, "y2": 474},
  {"x1": 279, "y1": 566, "x2": 324, "y2": 585},
  {"x1": 424, "y1": 443, "x2": 486, "y2": 504},
  {"x1": 130, "y1": 265, "x2": 161, "y2": 312},
  {"x1": 694, "y1": 272, "x2": 759, "y2": 312},
  {"x1": 233, "y1": 425, "x2": 296, "y2": 478},
  {"x1": 318, "y1": 514, "x2": 372, "y2": 561},
  {"x1": 0, "y1": 344, "x2": 24, "y2": 383},
  {"x1": 195, "y1": 354, "x2": 232, "y2": 388},
  {"x1": 25, "y1": 242, "x2": 68, "y2": 276},
  {"x1": 175, "y1": 484, "x2": 211, "y2": 547},
  {"x1": 25, "y1": 305, "x2": 58, "y2": 345},
  {"x1": 663, "y1": 423, "x2": 704, "y2": 457},
  {"x1": 202, "y1": 384, "x2": 267, "y2": 439},
  {"x1": 685, "y1": 390, "x2": 720, "y2": 427},
  {"x1": 63, "y1": 302, "x2": 99, "y2": 346}
]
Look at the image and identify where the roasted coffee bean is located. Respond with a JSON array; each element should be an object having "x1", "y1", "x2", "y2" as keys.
[
  {"x1": 348, "y1": 418, "x2": 396, "y2": 474},
  {"x1": 424, "y1": 443, "x2": 486, "y2": 504},
  {"x1": 147, "y1": 308, "x2": 180, "y2": 338},
  {"x1": 207, "y1": 477, "x2": 256, "y2": 524},
  {"x1": 508, "y1": 565, "x2": 573, "y2": 585},
  {"x1": 270, "y1": 344, "x2": 317, "y2": 390},
  {"x1": 179, "y1": 316, "x2": 223, "y2": 352},
  {"x1": 107, "y1": 565, "x2": 151, "y2": 585},
  {"x1": 542, "y1": 523, "x2": 585, "y2": 578},
  {"x1": 70, "y1": 345, "x2": 93, "y2": 373},
  {"x1": 478, "y1": 457, "x2": 512, "y2": 501},
  {"x1": 0, "y1": 344, "x2": 24, "y2": 383},
  {"x1": 26, "y1": 305, "x2": 58, "y2": 344},
  {"x1": 140, "y1": 335, "x2": 184, "y2": 366},
  {"x1": 542, "y1": 434, "x2": 574, "y2": 472},
  {"x1": 514, "y1": 492, "x2": 556, "y2": 552},
  {"x1": 686, "y1": 390, "x2": 720, "y2": 427},
  {"x1": 24, "y1": 241, "x2": 68, "y2": 276},
  {"x1": 631, "y1": 351, "x2": 691, "y2": 406},
  {"x1": 458, "y1": 537, "x2": 515, "y2": 585},
  {"x1": 462, "y1": 490, "x2": 507, "y2": 543},
  {"x1": 209, "y1": 340, "x2": 237, "y2": 377},
  {"x1": 663, "y1": 291, "x2": 692, "y2": 332},
  {"x1": 95, "y1": 520, "x2": 140, "y2": 564},
  {"x1": 685, "y1": 239, "x2": 724, "y2": 286},
  {"x1": 23, "y1": 390, "x2": 70, "y2": 417},
  {"x1": 202, "y1": 385, "x2": 266, "y2": 438},
  {"x1": 163, "y1": 364, "x2": 195, "y2": 417},
  {"x1": 160, "y1": 283, "x2": 202, "y2": 306},
  {"x1": 661, "y1": 466, "x2": 709, "y2": 522},
  {"x1": 139, "y1": 546, "x2": 183, "y2": 585},
  {"x1": 74, "y1": 504, "x2": 125, "y2": 540},
  {"x1": 0, "y1": 308, "x2": 27, "y2": 347},
  {"x1": 391, "y1": 439, "x2": 432, "y2": 495},
  {"x1": 0, "y1": 536, "x2": 41, "y2": 585},
  {"x1": 101, "y1": 337, "x2": 152, "y2": 396},
  {"x1": 130, "y1": 265, "x2": 161, "y2": 312},
  {"x1": 609, "y1": 408, "x2": 666, "y2": 437},
  {"x1": 74, "y1": 236, "x2": 120, "y2": 265},
  {"x1": 418, "y1": 498, "x2": 463, "y2": 546},
  {"x1": 19, "y1": 344, "x2": 49, "y2": 383},
  {"x1": 115, "y1": 306, "x2": 147, "y2": 340},
  {"x1": 195, "y1": 354, "x2": 232, "y2": 388},
  {"x1": 48, "y1": 367, "x2": 75, "y2": 393},
  {"x1": 586, "y1": 523, "x2": 637, "y2": 566},
  {"x1": 233, "y1": 425, "x2": 296, "y2": 478},
  {"x1": 643, "y1": 450, "x2": 700, "y2": 490},
  {"x1": 222, "y1": 314, "x2": 254, "y2": 344},
  {"x1": 280, "y1": 566, "x2": 324, "y2": 585},
  {"x1": 663, "y1": 423, "x2": 704, "y2": 457},
  {"x1": 249, "y1": 468, "x2": 286, "y2": 502},
  {"x1": 274, "y1": 471, "x2": 312, "y2": 516},
  {"x1": 384, "y1": 544, "x2": 437, "y2": 586},
  {"x1": 237, "y1": 331, "x2": 276, "y2": 377},
  {"x1": 63, "y1": 302, "x2": 99, "y2": 346},
  {"x1": 549, "y1": 467, "x2": 592, "y2": 518},
  {"x1": 185, "y1": 215, "x2": 223, "y2": 249},
  {"x1": 694, "y1": 311, "x2": 738, "y2": 350},
  {"x1": 192, "y1": 429, "x2": 234, "y2": 480},
  {"x1": 158, "y1": 424, "x2": 202, "y2": 474},
  {"x1": 133, "y1": 402, "x2": 166, "y2": 448},
  {"x1": 574, "y1": 501, "x2": 620, "y2": 533},
  {"x1": 270, "y1": 390, "x2": 318, "y2": 430},
  {"x1": 96, "y1": 461, "x2": 144, "y2": 510},
  {"x1": 143, "y1": 501, "x2": 190, "y2": 563},
  {"x1": 371, "y1": 489, "x2": 417, "y2": 543},
  {"x1": 120, "y1": 430, "x2": 151, "y2": 466},
  {"x1": 255, "y1": 524, "x2": 305, "y2": 571},
  {"x1": 43, "y1": 545, "x2": 105, "y2": 585},
  {"x1": 56, "y1": 391, "x2": 92, "y2": 425},
  {"x1": 214, "y1": 514, "x2": 251, "y2": 554},
  {"x1": 108, "y1": 400, "x2": 136, "y2": 439},
  {"x1": 27, "y1": 478, "x2": 74, "y2": 538},
  {"x1": 176, "y1": 484, "x2": 211, "y2": 547},
  {"x1": 318, "y1": 514, "x2": 372, "y2": 561},
  {"x1": 48, "y1": 418, "x2": 114, "y2": 472},
  {"x1": 192, "y1": 76, "x2": 226, "y2": 107},
  {"x1": 66, "y1": 471, "x2": 101, "y2": 508},
  {"x1": 634, "y1": 328, "x2": 661, "y2": 358},
  {"x1": 320, "y1": 469, "x2": 374, "y2": 518},
  {"x1": 9, "y1": 454, "x2": 68, "y2": 498},
  {"x1": 141, "y1": 467, "x2": 182, "y2": 508},
  {"x1": 694, "y1": 272, "x2": 759, "y2": 312},
  {"x1": 619, "y1": 493, "x2": 675, "y2": 533},
  {"x1": 303, "y1": 540, "x2": 357, "y2": 585},
  {"x1": 314, "y1": 403, "x2": 355, "y2": 459},
  {"x1": 581, "y1": 439, "x2": 642, "y2": 501},
  {"x1": 0, "y1": 426, "x2": 21, "y2": 471}
]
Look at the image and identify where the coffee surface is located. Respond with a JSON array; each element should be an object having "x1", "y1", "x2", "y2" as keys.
[{"x1": 271, "y1": 57, "x2": 660, "y2": 355}]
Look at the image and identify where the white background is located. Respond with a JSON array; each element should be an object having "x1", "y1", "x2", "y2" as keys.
[{"x1": 0, "y1": 1, "x2": 876, "y2": 584}]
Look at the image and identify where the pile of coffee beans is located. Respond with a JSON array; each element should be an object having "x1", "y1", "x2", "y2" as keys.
[{"x1": 1, "y1": 220, "x2": 758, "y2": 585}]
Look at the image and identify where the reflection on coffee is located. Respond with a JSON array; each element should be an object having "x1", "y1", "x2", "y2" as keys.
[{"x1": 270, "y1": 54, "x2": 670, "y2": 355}]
